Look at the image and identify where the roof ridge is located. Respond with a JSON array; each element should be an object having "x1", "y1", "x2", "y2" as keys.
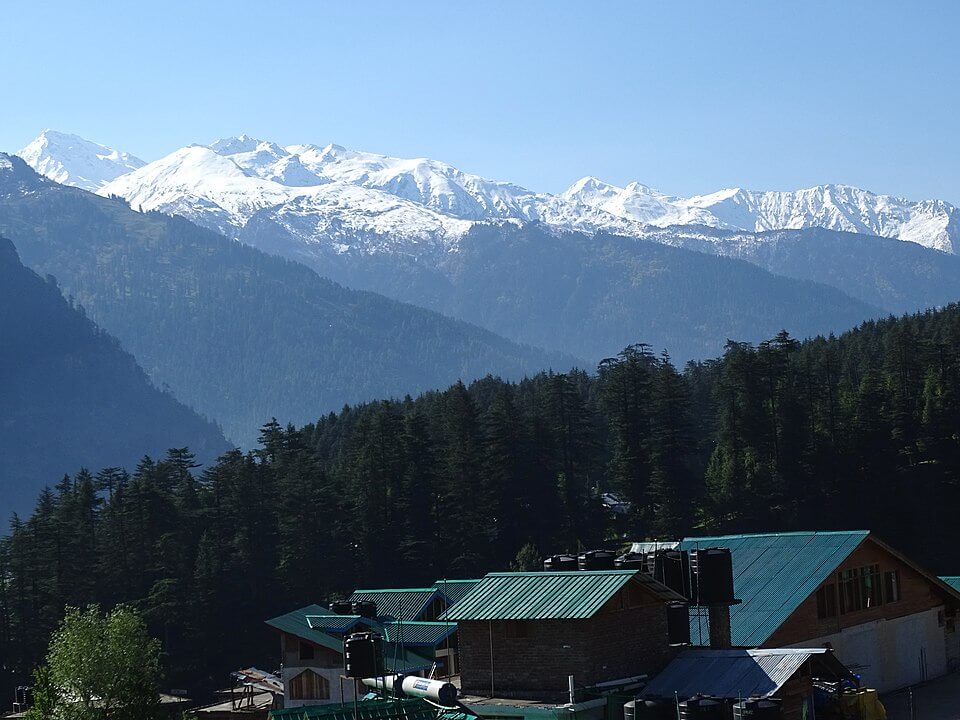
[{"x1": 683, "y1": 530, "x2": 869, "y2": 541}]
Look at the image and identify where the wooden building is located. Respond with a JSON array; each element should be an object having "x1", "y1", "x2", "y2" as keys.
[
  {"x1": 445, "y1": 570, "x2": 685, "y2": 700},
  {"x1": 679, "y1": 531, "x2": 960, "y2": 692}
]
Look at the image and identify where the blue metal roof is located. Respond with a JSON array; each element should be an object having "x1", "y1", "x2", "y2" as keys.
[
  {"x1": 381, "y1": 621, "x2": 458, "y2": 647},
  {"x1": 941, "y1": 576, "x2": 960, "y2": 592},
  {"x1": 680, "y1": 531, "x2": 869, "y2": 647},
  {"x1": 643, "y1": 648, "x2": 847, "y2": 700},
  {"x1": 432, "y1": 579, "x2": 481, "y2": 606}
]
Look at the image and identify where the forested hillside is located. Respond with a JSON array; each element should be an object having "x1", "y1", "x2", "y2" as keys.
[
  {"x1": 0, "y1": 236, "x2": 228, "y2": 517},
  {"x1": 0, "y1": 154, "x2": 575, "y2": 446},
  {"x1": 4, "y1": 303, "x2": 960, "y2": 698},
  {"x1": 242, "y1": 221, "x2": 884, "y2": 363}
]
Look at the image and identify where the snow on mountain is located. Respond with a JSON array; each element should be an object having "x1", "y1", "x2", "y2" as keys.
[
  {"x1": 564, "y1": 178, "x2": 960, "y2": 253},
  {"x1": 17, "y1": 130, "x2": 144, "y2": 191},
  {"x1": 18, "y1": 130, "x2": 960, "y2": 256}
]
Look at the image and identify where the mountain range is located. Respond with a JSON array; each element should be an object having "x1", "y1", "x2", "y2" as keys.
[{"x1": 19, "y1": 130, "x2": 960, "y2": 254}]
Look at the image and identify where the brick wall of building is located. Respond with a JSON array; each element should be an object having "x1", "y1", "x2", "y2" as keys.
[{"x1": 458, "y1": 599, "x2": 678, "y2": 699}]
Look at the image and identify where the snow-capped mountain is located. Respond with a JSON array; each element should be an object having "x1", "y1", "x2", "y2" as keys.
[
  {"x1": 17, "y1": 130, "x2": 144, "y2": 191},
  {"x1": 16, "y1": 130, "x2": 960, "y2": 256},
  {"x1": 564, "y1": 179, "x2": 960, "y2": 254}
]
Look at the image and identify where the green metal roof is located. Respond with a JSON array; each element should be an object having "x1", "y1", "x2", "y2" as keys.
[
  {"x1": 679, "y1": 531, "x2": 869, "y2": 647},
  {"x1": 445, "y1": 570, "x2": 649, "y2": 620},
  {"x1": 432, "y1": 579, "x2": 481, "y2": 605},
  {"x1": 348, "y1": 588, "x2": 445, "y2": 621},
  {"x1": 381, "y1": 620, "x2": 458, "y2": 647},
  {"x1": 265, "y1": 605, "x2": 344, "y2": 653},
  {"x1": 941, "y1": 576, "x2": 960, "y2": 592},
  {"x1": 305, "y1": 612, "x2": 370, "y2": 633},
  {"x1": 265, "y1": 606, "x2": 431, "y2": 673}
]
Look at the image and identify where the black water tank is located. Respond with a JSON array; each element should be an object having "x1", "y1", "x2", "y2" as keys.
[
  {"x1": 351, "y1": 600, "x2": 378, "y2": 618},
  {"x1": 733, "y1": 697, "x2": 782, "y2": 720},
  {"x1": 667, "y1": 602, "x2": 691, "y2": 645},
  {"x1": 330, "y1": 600, "x2": 354, "y2": 615},
  {"x1": 578, "y1": 549, "x2": 617, "y2": 570},
  {"x1": 614, "y1": 552, "x2": 647, "y2": 569},
  {"x1": 343, "y1": 632, "x2": 384, "y2": 679},
  {"x1": 691, "y1": 548, "x2": 734, "y2": 605},
  {"x1": 544, "y1": 554, "x2": 578, "y2": 571},
  {"x1": 627, "y1": 699, "x2": 674, "y2": 720},
  {"x1": 653, "y1": 549, "x2": 692, "y2": 598},
  {"x1": 679, "y1": 695, "x2": 724, "y2": 720}
]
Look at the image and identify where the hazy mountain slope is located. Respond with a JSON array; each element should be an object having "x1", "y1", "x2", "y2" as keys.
[
  {"x1": 0, "y1": 155, "x2": 575, "y2": 446},
  {"x1": 0, "y1": 234, "x2": 229, "y2": 518},
  {"x1": 639, "y1": 225, "x2": 960, "y2": 315},
  {"x1": 243, "y1": 219, "x2": 883, "y2": 363},
  {"x1": 18, "y1": 130, "x2": 145, "y2": 191}
]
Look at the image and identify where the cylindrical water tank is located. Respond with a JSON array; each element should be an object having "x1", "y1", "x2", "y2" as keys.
[
  {"x1": 330, "y1": 600, "x2": 354, "y2": 615},
  {"x1": 679, "y1": 695, "x2": 724, "y2": 720},
  {"x1": 667, "y1": 602, "x2": 691, "y2": 645},
  {"x1": 627, "y1": 698, "x2": 674, "y2": 720},
  {"x1": 578, "y1": 549, "x2": 617, "y2": 570},
  {"x1": 343, "y1": 632, "x2": 385, "y2": 679},
  {"x1": 655, "y1": 549, "x2": 692, "y2": 599},
  {"x1": 691, "y1": 548, "x2": 735, "y2": 605},
  {"x1": 544, "y1": 554, "x2": 578, "y2": 571},
  {"x1": 733, "y1": 697, "x2": 782, "y2": 720},
  {"x1": 351, "y1": 600, "x2": 378, "y2": 618},
  {"x1": 614, "y1": 552, "x2": 647, "y2": 569}
]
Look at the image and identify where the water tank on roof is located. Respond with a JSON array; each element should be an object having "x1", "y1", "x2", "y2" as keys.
[
  {"x1": 614, "y1": 552, "x2": 647, "y2": 569},
  {"x1": 578, "y1": 549, "x2": 617, "y2": 570},
  {"x1": 330, "y1": 600, "x2": 353, "y2": 615},
  {"x1": 733, "y1": 697, "x2": 782, "y2": 720},
  {"x1": 691, "y1": 548, "x2": 735, "y2": 605},
  {"x1": 351, "y1": 600, "x2": 378, "y2": 618},
  {"x1": 343, "y1": 632, "x2": 384, "y2": 679},
  {"x1": 544, "y1": 554, "x2": 578, "y2": 571},
  {"x1": 625, "y1": 699, "x2": 674, "y2": 720},
  {"x1": 679, "y1": 695, "x2": 725, "y2": 720},
  {"x1": 653, "y1": 549, "x2": 692, "y2": 598},
  {"x1": 667, "y1": 602, "x2": 691, "y2": 645}
]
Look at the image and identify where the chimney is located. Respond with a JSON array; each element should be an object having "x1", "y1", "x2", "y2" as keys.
[{"x1": 708, "y1": 605, "x2": 732, "y2": 649}]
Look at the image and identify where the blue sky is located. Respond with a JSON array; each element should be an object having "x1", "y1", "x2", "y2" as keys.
[{"x1": 2, "y1": 1, "x2": 959, "y2": 201}]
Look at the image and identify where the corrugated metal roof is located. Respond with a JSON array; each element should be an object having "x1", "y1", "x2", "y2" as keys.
[
  {"x1": 445, "y1": 570, "x2": 680, "y2": 620},
  {"x1": 432, "y1": 579, "x2": 481, "y2": 606},
  {"x1": 305, "y1": 613, "x2": 369, "y2": 633},
  {"x1": 680, "y1": 531, "x2": 869, "y2": 647},
  {"x1": 644, "y1": 648, "x2": 840, "y2": 700},
  {"x1": 348, "y1": 588, "x2": 444, "y2": 621},
  {"x1": 381, "y1": 620, "x2": 458, "y2": 647},
  {"x1": 265, "y1": 606, "x2": 431, "y2": 673},
  {"x1": 269, "y1": 697, "x2": 470, "y2": 720},
  {"x1": 940, "y1": 576, "x2": 960, "y2": 592}
]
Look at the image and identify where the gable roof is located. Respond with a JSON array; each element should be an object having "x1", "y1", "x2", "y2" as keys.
[
  {"x1": 679, "y1": 531, "x2": 869, "y2": 647},
  {"x1": 381, "y1": 620, "x2": 459, "y2": 647},
  {"x1": 445, "y1": 570, "x2": 683, "y2": 621},
  {"x1": 644, "y1": 648, "x2": 851, "y2": 700},
  {"x1": 265, "y1": 605, "x2": 432, "y2": 673},
  {"x1": 432, "y1": 578, "x2": 481, "y2": 606},
  {"x1": 348, "y1": 588, "x2": 446, "y2": 621}
]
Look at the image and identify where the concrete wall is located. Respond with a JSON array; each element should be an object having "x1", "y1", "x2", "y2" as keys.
[
  {"x1": 786, "y1": 606, "x2": 947, "y2": 693},
  {"x1": 280, "y1": 632, "x2": 352, "y2": 708}
]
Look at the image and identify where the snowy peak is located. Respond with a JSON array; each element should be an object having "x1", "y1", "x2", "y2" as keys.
[{"x1": 18, "y1": 130, "x2": 145, "y2": 191}]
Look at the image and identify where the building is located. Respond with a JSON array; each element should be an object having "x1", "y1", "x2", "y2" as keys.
[
  {"x1": 264, "y1": 605, "x2": 432, "y2": 709},
  {"x1": 643, "y1": 648, "x2": 853, "y2": 720},
  {"x1": 445, "y1": 569, "x2": 685, "y2": 700},
  {"x1": 677, "y1": 531, "x2": 960, "y2": 692}
]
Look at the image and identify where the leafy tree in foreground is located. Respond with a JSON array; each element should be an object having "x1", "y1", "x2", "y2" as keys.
[{"x1": 27, "y1": 605, "x2": 162, "y2": 720}]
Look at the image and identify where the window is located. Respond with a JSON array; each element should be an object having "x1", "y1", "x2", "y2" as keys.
[
  {"x1": 838, "y1": 564, "x2": 882, "y2": 614},
  {"x1": 299, "y1": 641, "x2": 315, "y2": 661},
  {"x1": 884, "y1": 570, "x2": 900, "y2": 603},
  {"x1": 816, "y1": 584, "x2": 837, "y2": 619},
  {"x1": 289, "y1": 669, "x2": 329, "y2": 700}
]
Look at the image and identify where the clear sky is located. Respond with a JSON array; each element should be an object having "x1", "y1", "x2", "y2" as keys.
[{"x1": 2, "y1": 0, "x2": 959, "y2": 202}]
